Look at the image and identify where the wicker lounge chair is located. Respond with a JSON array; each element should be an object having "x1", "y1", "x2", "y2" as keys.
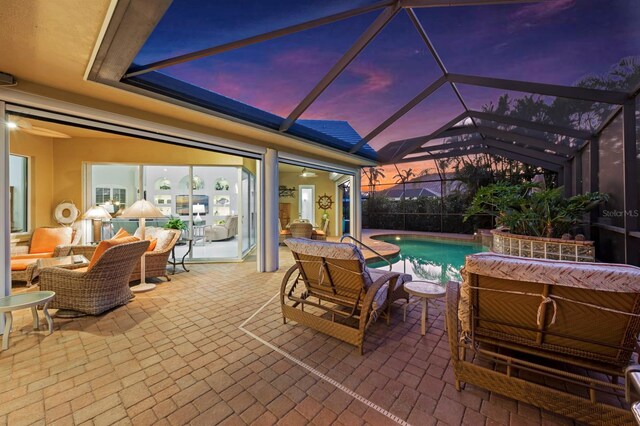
[
  {"x1": 39, "y1": 240, "x2": 149, "y2": 315},
  {"x1": 447, "y1": 252, "x2": 640, "y2": 425},
  {"x1": 281, "y1": 238, "x2": 411, "y2": 354}
]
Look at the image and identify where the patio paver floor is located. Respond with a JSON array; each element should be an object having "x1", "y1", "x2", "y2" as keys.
[{"x1": 1, "y1": 252, "x2": 581, "y2": 425}]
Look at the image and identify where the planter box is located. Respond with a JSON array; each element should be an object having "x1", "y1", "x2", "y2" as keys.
[{"x1": 491, "y1": 230, "x2": 595, "y2": 262}]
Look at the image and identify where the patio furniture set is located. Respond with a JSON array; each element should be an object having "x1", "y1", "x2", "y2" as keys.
[
  {"x1": 279, "y1": 218, "x2": 329, "y2": 244},
  {"x1": 280, "y1": 237, "x2": 640, "y2": 425},
  {"x1": 8, "y1": 226, "x2": 181, "y2": 318}
]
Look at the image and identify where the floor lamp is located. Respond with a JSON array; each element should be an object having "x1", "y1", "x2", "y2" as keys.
[
  {"x1": 120, "y1": 199, "x2": 164, "y2": 293},
  {"x1": 81, "y1": 206, "x2": 112, "y2": 243}
]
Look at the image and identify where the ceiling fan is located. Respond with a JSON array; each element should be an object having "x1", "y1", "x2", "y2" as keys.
[{"x1": 299, "y1": 167, "x2": 317, "y2": 178}]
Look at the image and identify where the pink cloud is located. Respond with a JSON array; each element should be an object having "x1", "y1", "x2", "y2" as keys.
[{"x1": 509, "y1": 0, "x2": 576, "y2": 30}]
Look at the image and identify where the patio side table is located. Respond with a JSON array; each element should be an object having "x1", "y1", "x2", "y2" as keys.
[
  {"x1": 0, "y1": 291, "x2": 55, "y2": 350},
  {"x1": 403, "y1": 281, "x2": 446, "y2": 336},
  {"x1": 169, "y1": 238, "x2": 192, "y2": 274}
]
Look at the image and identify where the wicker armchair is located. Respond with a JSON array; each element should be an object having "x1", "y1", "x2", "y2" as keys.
[
  {"x1": 281, "y1": 238, "x2": 411, "y2": 354},
  {"x1": 130, "y1": 229, "x2": 181, "y2": 282},
  {"x1": 289, "y1": 222, "x2": 313, "y2": 239},
  {"x1": 447, "y1": 252, "x2": 640, "y2": 425},
  {"x1": 39, "y1": 240, "x2": 149, "y2": 315},
  {"x1": 312, "y1": 218, "x2": 329, "y2": 241}
]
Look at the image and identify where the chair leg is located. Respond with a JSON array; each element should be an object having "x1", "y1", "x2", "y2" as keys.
[{"x1": 165, "y1": 274, "x2": 171, "y2": 282}]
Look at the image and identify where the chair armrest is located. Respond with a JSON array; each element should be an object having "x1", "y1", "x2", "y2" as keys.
[
  {"x1": 39, "y1": 266, "x2": 88, "y2": 288},
  {"x1": 446, "y1": 281, "x2": 462, "y2": 362},
  {"x1": 359, "y1": 271, "x2": 401, "y2": 331},
  {"x1": 70, "y1": 245, "x2": 98, "y2": 259},
  {"x1": 10, "y1": 245, "x2": 29, "y2": 256}
]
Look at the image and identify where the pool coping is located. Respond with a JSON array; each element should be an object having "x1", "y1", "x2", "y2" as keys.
[{"x1": 360, "y1": 229, "x2": 478, "y2": 262}]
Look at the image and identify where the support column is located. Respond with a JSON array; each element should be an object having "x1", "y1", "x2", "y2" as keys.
[
  {"x1": 352, "y1": 169, "x2": 362, "y2": 241},
  {"x1": 562, "y1": 162, "x2": 572, "y2": 197},
  {"x1": 622, "y1": 100, "x2": 639, "y2": 264},
  {"x1": 263, "y1": 149, "x2": 279, "y2": 272},
  {"x1": 574, "y1": 151, "x2": 583, "y2": 195},
  {"x1": 1, "y1": 102, "x2": 10, "y2": 334}
]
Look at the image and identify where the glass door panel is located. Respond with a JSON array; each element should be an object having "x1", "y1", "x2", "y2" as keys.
[
  {"x1": 191, "y1": 166, "x2": 240, "y2": 260},
  {"x1": 91, "y1": 164, "x2": 140, "y2": 240}
]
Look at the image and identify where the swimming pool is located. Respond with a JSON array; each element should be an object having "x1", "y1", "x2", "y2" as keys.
[{"x1": 368, "y1": 235, "x2": 488, "y2": 283}]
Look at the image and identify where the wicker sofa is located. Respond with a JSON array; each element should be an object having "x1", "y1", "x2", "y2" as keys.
[
  {"x1": 39, "y1": 240, "x2": 149, "y2": 315},
  {"x1": 11, "y1": 226, "x2": 82, "y2": 286},
  {"x1": 447, "y1": 252, "x2": 640, "y2": 425},
  {"x1": 281, "y1": 238, "x2": 411, "y2": 354}
]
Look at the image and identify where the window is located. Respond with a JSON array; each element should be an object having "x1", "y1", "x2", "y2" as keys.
[
  {"x1": 95, "y1": 187, "x2": 127, "y2": 206},
  {"x1": 9, "y1": 155, "x2": 28, "y2": 233}
]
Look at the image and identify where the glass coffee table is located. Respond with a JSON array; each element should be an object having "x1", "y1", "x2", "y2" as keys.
[
  {"x1": 0, "y1": 291, "x2": 55, "y2": 350},
  {"x1": 403, "y1": 281, "x2": 447, "y2": 336}
]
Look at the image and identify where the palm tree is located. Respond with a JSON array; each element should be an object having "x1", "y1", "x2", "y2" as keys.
[
  {"x1": 393, "y1": 168, "x2": 416, "y2": 184},
  {"x1": 365, "y1": 166, "x2": 386, "y2": 195}
]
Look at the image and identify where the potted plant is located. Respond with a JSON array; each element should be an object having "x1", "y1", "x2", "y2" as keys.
[
  {"x1": 464, "y1": 182, "x2": 608, "y2": 261},
  {"x1": 164, "y1": 218, "x2": 188, "y2": 238}
]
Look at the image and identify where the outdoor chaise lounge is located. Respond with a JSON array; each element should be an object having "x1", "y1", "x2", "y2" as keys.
[
  {"x1": 39, "y1": 240, "x2": 149, "y2": 315},
  {"x1": 446, "y1": 252, "x2": 640, "y2": 425},
  {"x1": 281, "y1": 238, "x2": 411, "y2": 354}
]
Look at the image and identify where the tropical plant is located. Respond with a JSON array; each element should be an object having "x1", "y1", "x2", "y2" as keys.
[
  {"x1": 164, "y1": 218, "x2": 188, "y2": 231},
  {"x1": 464, "y1": 182, "x2": 608, "y2": 238}
]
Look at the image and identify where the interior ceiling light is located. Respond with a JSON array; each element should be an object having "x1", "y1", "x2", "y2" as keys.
[
  {"x1": 9, "y1": 119, "x2": 71, "y2": 138},
  {"x1": 300, "y1": 167, "x2": 317, "y2": 178}
]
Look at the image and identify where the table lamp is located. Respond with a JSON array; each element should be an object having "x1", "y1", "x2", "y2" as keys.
[
  {"x1": 193, "y1": 203, "x2": 205, "y2": 224},
  {"x1": 120, "y1": 199, "x2": 164, "y2": 293},
  {"x1": 81, "y1": 205, "x2": 112, "y2": 243}
]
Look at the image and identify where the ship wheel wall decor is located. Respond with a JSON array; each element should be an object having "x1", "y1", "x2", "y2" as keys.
[{"x1": 317, "y1": 193, "x2": 334, "y2": 210}]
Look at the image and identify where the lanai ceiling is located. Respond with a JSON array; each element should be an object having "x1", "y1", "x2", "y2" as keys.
[{"x1": 88, "y1": 0, "x2": 640, "y2": 169}]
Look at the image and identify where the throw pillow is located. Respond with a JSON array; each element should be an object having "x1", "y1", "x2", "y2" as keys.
[
  {"x1": 112, "y1": 228, "x2": 130, "y2": 239},
  {"x1": 88, "y1": 236, "x2": 139, "y2": 270}
]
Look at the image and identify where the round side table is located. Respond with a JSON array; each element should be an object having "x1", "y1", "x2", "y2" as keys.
[
  {"x1": 0, "y1": 291, "x2": 55, "y2": 350},
  {"x1": 403, "y1": 281, "x2": 446, "y2": 336}
]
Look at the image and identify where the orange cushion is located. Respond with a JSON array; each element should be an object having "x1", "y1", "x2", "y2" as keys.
[
  {"x1": 11, "y1": 253, "x2": 54, "y2": 260},
  {"x1": 312, "y1": 230, "x2": 326, "y2": 236},
  {"x1": 11, "y1": 258, "x2": 37, "y2": 271},
  {"x1": 88, "y1": 236, "x2": 139, "y2": 270},
  {"x1": 280, "y1": 230, "x2": 291, "y2": 235},
  {"x1": 112, "y1": 228, "x2": 131, "y2": 239},
  {"x1": 29, "y1": 227, "x2": 73, "y2": 254},
  {"x1": 146, "y1": 238, "x2": 157, "y2": 251}
]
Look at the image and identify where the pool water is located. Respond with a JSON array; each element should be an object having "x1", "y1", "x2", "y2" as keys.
[{"x1": 368, "y1": 236, "x2": 488, "y2": 283}]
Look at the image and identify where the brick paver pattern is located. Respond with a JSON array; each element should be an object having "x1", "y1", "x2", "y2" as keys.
[{"x1": 1, "y1": 249, "x2": 581, "y2": 425}]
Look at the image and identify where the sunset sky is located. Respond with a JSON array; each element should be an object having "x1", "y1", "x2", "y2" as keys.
[{"x1": 135, "y1": 0, "x2": 640, "y2": 179}]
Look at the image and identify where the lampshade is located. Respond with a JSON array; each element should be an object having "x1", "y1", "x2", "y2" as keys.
[
  {"x1": 120, "y1": 199, "x2": 164, "y2": 219},
  {"x1": 193, "y1": 204, "x2": 206, "y2": 214},
  {"x1": 81, "y1": 205, "x2": 112, "y2": 220}
]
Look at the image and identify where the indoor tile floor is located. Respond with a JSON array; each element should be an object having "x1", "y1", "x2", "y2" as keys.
[{"x1": 1, "y1": 252, "x2": 581, "y2": 426}]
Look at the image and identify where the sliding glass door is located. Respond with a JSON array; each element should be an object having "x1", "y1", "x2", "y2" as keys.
[{"x1": 89, "y1": 163, "x2": 255, "y2": 261}]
